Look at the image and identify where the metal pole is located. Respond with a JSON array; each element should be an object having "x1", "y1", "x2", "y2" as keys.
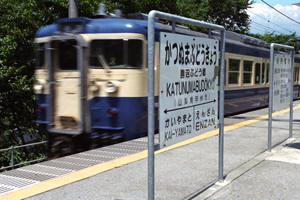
[
  {"x1": 172, "y1": 21, "x2": 176, "y2": 33},
  {"x1": 11, "y1": 146, "x2": 14, "y2": 170},
  {"x1": 268, "y1": 44, "x2": 275, "y2": 152},
  {"x1": 148, "y1": 11, "x2": 156, "y2": 200},
  {"x1": 290, "y1": 49, "x2": 295, "y2": 138},
  {"x1": 218, "y1": 30, "x2": 226, "y2": 181},
  {"x1": 68, "y1": 0, "x2": 78, "y2": 18},
  {"x1": 147, "y1": 10, "x2": 226, "y2": 197}
]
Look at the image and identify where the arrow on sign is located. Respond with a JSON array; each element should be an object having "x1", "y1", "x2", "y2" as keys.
[{"x1": 164, "y1": 99, "x2": 216, "y2": 114}]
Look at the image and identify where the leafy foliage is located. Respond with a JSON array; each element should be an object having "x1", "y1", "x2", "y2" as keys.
[
  {"x1": 0, "y1": 0, "x2": 99, "y2": 169},
  {"x1": 175, "y1": 0, "x2": 252, "y2": 33},
  {"x1": 251, "y1": 32, "x2": 300, "y2": 52},
  {"x1": 103, "y1": 0, "x2": 177, "y2": 15},
  {"x1": 104, "y1": 0, "x2": 252, "y2": 34}
]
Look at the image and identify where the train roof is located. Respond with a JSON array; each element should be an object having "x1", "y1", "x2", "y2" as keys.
[
  {"x1": 35, "y1": 16, "x2": 268, "y2": 49},
  {"x1": 35, "y1": 17, "x2": 156, "y2": 38},
  {"x1": 37, "y1": 14, "x2": 299, "y2": 60}
]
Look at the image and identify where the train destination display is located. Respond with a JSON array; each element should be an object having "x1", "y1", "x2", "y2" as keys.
[
  {"x1": 159, "y1": 32, "x2": 219, "y2": 148},
  {"x1": 273, "y1": 54, "x2": 292, "y2": 112}
]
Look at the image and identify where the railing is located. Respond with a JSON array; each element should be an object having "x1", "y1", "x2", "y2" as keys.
[{"x1": 0, "y1": 141, "x2": 48, "y2": 171}]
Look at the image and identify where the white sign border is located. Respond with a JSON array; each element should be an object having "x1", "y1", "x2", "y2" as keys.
[{"x1": 159, "y1": 32, "x2": 219, "y2": 149}]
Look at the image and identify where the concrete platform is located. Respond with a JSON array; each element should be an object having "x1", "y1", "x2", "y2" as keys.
[{"x1": 1, "y1": 101, "x2": 300, "y2": 200}]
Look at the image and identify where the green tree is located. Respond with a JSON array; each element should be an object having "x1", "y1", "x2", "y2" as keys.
[
  {"x1": 104, "y1": 0, "x2": 252, "y2": 33},
  {"x1": 251, "y1": 32, "x2": 300, "y2": 52},
  {"x1": 176, "y1": 0, "x2": 252, "y2": 33},
  {"x1": 103, "y1": 0, "x2": 177, "y2": 14},
  {"x1": 0, "y1": 0, "x2": 99, "y2": 168}
]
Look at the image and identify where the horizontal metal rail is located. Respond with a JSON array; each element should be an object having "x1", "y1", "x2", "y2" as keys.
[{"x1": 0, "y1": 141, "x2": 48, "y2": 171}]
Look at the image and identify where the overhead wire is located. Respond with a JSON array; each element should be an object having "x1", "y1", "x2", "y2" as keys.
[
  {"x1": 246, "y1": 1, "x2": 300, "y2": 34},
  {"x1": 234, "y1": 0, "x2": 298, "y2": 34},
  {"x1": 252, "y1": 4, "x2": 291, "y2": 23},
  {"x1": 249, "y1": 26, "x2": 267, "y2": 33},
  {"x1": 250, "y1": 21, "x2": 286, "y2": 34},
  {"x1": 261, "y1": 0, "x2": 300, "y2": 25},
  {"x1": 247, "y1": 9, "x2": 292, "y2": 33}
]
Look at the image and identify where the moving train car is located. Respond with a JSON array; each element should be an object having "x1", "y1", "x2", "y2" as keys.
[{"x1": 34, "y1": 7, "x2": 300, "y2": 156}]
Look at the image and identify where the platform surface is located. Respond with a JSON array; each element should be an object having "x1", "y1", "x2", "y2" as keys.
[{"x1": 1, "y1": 101, "x2": 300, "y2": 200}]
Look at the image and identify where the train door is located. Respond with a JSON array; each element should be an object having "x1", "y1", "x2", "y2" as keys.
[
  {"x1": 262, "y1": 58, "x2": 270, "y2": 104},
  {"x1": 262, "y1": 59, "x2": 270, "y2": 87},
  {"x1": 294, "y1": 64, "x2": 300, "y2": 98},
  {"x1": 46, "y1": 36, "x2": 85, "y2": 135}
]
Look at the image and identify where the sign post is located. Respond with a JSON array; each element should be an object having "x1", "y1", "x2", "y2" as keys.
[
  {"x1": 268, "y1": 43, "x2": 295, "y2": 152},
  {"x1": 148, "y1": 10, "x2": 226, "y2": 200},
  {"x1": 159, "y1": 33, "x2": 219, "y2": 149}
]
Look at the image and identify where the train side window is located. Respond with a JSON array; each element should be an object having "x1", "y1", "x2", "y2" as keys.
[
  {"x1": 296, "y1": 65, "x2": 299, "y2": 82},
  {"x1": 228, "y1": 59, "x2": 240, "y2": 84},
  {"x1": 294, "y1": 66, "x2": 297, "y2": 82},
  {"x1": 266, "y1": 63, "x2": 270, "y2": 83},
  {"x1": 294, "y1": 66, "x2": 299, "y2": 82},
  {"x1": 255, "y1": 63, "x2": 261, "y2": 84},
  {"x1": 262, "y1": 63, "x2": 265, "y2": 83},
  {"x1": 243, "y1": 61, "x2": 253, "y2": 84},
  {"x1": 298, "y1": 66, "x2": 300, "y2": 82}
]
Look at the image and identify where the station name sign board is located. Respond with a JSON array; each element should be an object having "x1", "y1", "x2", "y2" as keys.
[
  {"x1": 273, "y1": 54, "x2": 292, "y2": 112},
  {"x1": 159, "y1": 32, "x2": 219, "y2": 149}
]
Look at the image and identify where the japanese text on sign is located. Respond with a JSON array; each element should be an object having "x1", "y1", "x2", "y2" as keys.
[
  {"x1": 273, "y1": 54, "x2": 292, "y2": 112},
  {"x1": 164, "y1": 41, "x2": 218, "y2": 66},
  {"x1": 159, "y1": 32, "x2": 219, "y2": 149}
]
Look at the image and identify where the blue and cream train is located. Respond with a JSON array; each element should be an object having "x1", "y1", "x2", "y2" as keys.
[{"x1": 34, "y1": 10, "x2": 300, "y2": 155}]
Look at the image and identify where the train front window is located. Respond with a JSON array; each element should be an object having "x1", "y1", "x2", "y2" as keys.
[
  {"x1": 90, "y1": 39, "x2": 143, "y2": 68},
  {"x1": 59, "y1": 41, "x2": 77, "y2": 70},
  {"x1": 35, "y1": 43, "x2": 45, "y2": 69}
]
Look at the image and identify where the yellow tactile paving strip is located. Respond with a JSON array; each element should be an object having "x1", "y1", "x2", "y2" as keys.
[{"x1": 1, "y1": 105, "x2": 300, "y2": 200}]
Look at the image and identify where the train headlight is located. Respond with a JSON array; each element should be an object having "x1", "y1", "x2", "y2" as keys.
[
  {"x1": 105, "y1": 81, "x2": 118, "y2": 93},
  {"x1": 34, "y1": 81, "x2": 44, "y2": 93}
]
